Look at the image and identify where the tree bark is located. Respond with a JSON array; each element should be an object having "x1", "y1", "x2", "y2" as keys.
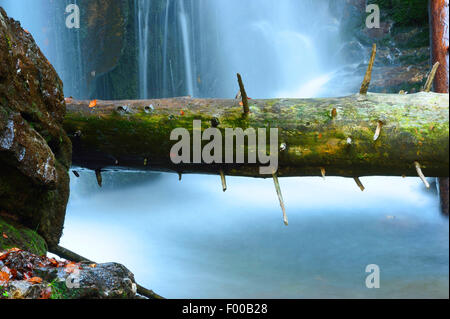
[
  {"x1": 63, "y1": 93, "x2": 449, "y2": 178},
  {"x1": 430, "y1": 0, "x2": 449, "y2": 215}
]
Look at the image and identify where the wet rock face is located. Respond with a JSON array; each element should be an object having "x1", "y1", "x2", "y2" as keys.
[
  {"x1": 77, "y1": 0, "x2": 129, "y2": 98},
  {"x1": 0, "y1": 8, "x2": 72, "y2": 247}
]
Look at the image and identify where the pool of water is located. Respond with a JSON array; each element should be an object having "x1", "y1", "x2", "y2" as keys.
[{"x1": 61, "y1": 172, "x2": 449, "y2": 298}]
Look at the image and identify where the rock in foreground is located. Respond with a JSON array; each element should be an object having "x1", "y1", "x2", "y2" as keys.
[{"x1": 0, "y1": 248, "x2": 137, "y2": 299}]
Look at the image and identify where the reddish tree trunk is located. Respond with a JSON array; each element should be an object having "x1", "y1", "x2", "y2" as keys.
[{"x1": 430, "y1": 0, "x2": 449, "y2": 215}]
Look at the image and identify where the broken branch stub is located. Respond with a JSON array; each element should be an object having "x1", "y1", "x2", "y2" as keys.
[
  {"x1": 272, "y1": 173, "x2": 288, "y2": 226},
  {"x1": 423, "y1": 62, "x2": 440, "y2": 92},
  {"x1": 237, "y1": 73, "x2": 249, "y2": 115},
  {"x1": 360, "y1": 44, "x2": 377, "y2": 95}
]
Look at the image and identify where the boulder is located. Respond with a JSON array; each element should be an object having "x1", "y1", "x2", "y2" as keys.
[
  {"x1": 0, "y1": 248, "x2": 137, "y2": 299},
  {"x1": 0, "y1": 8, "x2": 71, "y2": 248}
]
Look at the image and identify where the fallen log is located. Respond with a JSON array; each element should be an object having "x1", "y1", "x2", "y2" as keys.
[{"x1": 63, "y1": 92, "x2": 449, "y2": 178}]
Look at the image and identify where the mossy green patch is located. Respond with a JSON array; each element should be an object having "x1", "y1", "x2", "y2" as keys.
[{"x1": 0, "y1": 217, "x2": 47, "y2": 255}]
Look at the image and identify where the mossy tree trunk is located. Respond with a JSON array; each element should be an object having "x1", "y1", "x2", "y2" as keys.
[{"x1": 63, "y1": 93, "x2": 449, "y2": 178}]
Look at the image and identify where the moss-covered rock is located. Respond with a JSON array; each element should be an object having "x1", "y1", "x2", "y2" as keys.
[
  {"x1": 0, "y1": 8, "x2": 71, "y2": 247},
  {"x1": 0, "y1": 217, "x2": 47, "y2": 255}
]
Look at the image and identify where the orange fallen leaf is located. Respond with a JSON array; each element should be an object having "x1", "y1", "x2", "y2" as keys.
[
  {"x1": 318, "y1": 133, "x2": 323, "y2": 139},
  {"x1": 0, "y1": 271, "x2": 10, "y2": 283},
  {"x1": 89, "y1": 99, "x2": 97, "y2": 108},
  {"x1": 7, "y1": 247, "x2": 20, "y2": 253},
  {"x1": 239, "y1": 101, "x2": 243, "y2": 106},
  {"x1": 64, "y1": 262, "x2": 80, "y2": 273},
  {"x1": 2, "y1": 233, "x2": 7, "y2": 239},
  {"x1": 65, "y1": 261, "x2": 77, "y2": 266},
  {"x1": 89, "y1": 263, "x2": 97, "y2": 268},
  {"x1": 48, "y1": 258, "x2": 58, "y2": 267},
  {"x1": 180, "y1": 110, "x2": 185, "y2": 116},
  {"x1": 23, "y1": 29, "x2": 30, "y2": 34},
  {"x1": 27, "y1": 277, "x2": 43, "y2": 284}
]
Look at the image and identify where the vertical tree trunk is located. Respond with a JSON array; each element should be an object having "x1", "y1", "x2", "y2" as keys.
[{"x1": 430, "y1": 0, "x2": 449, "y2": 216}]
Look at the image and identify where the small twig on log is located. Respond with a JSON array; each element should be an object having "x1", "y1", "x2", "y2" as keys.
[
  {"x1": 360, "y1": 44, "x2": 377, "y2": 95},
  {"x1": 219, "y1": 170, "x2": 227, "y2": 192},
  {"x1": 178, "y1": 172, "x2": 182, "y2": 181},
  {"x1": 49, "y1": 245, "x2": 164, "y2": 299},
  {"x1": 353, "y1": 177, "x2": 365, "y2": 192},
  {"x1": 272, "y1": 173, "x2": 288, "y2": 226},
  {"x1": 423, "y1": 62, "x2": 440, "y2": 92},
  {"x1": 331, "y1": 108, "x2": 337, "y2": 118},
  {"x1": 414, "y1": 161, "x2": 430, "y2": 188},
  {"x1": 320, "y1": 167, "x2": 326, "y2": 179},
  {"x1": 95, "y1": 169, "x2": 102, "y2": 187},
  {"x1": 373, "y1": 120, "x2": 383, "y2": 141},
  {"x1": 237, "y1": 73, "x2": 249, "y2": 114}
]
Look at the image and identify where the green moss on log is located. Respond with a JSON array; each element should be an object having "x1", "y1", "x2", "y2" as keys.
[{"x1": 64, "y1": 93, "x2": 449, "y2": 178}]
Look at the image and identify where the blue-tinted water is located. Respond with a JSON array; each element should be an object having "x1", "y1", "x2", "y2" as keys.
[{"x1": 62, "y1": 172, "x2": 449, "y2": 298}]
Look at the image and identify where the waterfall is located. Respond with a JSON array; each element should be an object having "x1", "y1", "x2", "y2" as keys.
[
  {"x1": 197, "y1": 0, "x2": 345, "y2": 98},
  {"x1": 162, "y1": 0, "x2": 171, "y2": 97},
  {"x1": 178, "y1": 0, "x2": 194, "y2": 97},
  {"x1": 0, "y1": 0, "x2": 86, "y2": 98},
  {"x1": 73, "y1": 0, "x2": 84, "y2": 97},
  {"x1": 3, "y1": 0, "x2": 447, "y2": 300},
  {"x1": 135, "y1": 0, "x2": 152, "y2": 99},
  {"x1": 152, "y1": 0, "x2": 356, "y2": 99}
]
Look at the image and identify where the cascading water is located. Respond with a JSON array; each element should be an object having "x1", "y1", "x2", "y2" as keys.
[
  {"x1": 153, "y1": 0, "x2": 356, "y2": 99},
  {"x1": 178, "y1": 0, "x2": 195, "y2": 97},
  {"x1": 135, "y1": 0, "x2": 152, "y2": 99},
  {"x1": 162, "y1": 0, "x2": 171, "y2": 97},
  {"x1": 3, "y1": 0, "x2": 448, "y2": 299},
  {"x1": 0, "y1": 0, "x2": 86, "y2": 98},
  {"x1": 194, "y1": 0, "x2": 345, "y2": 98}
]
